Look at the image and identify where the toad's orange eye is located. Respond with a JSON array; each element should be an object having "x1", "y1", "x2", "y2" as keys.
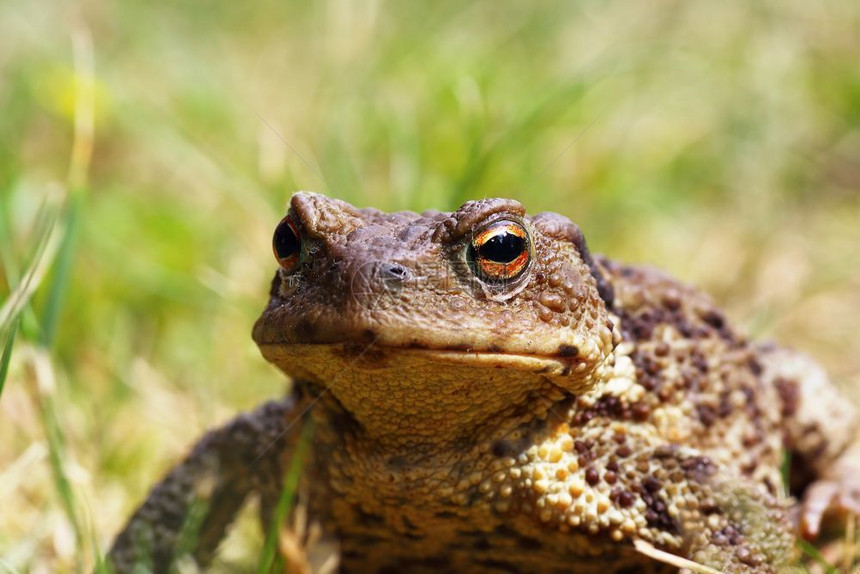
[
  {"x1": 469, "y1": 220, "x2": 530, "y2": 281},
  {"x1": 272, "y1": 215, "x2": 301, "y2": 271}
]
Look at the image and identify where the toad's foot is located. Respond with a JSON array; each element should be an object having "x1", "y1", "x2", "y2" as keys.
[{"x1": 801, "y1": 444, "x2": 860, "y2": 539}]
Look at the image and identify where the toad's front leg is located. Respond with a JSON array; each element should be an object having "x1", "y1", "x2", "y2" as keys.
[
  {"x1": 513, "y1": 426, "x2": 795, "y2": 573},
  {"x1": 107, "y1": 395, "x2": 309, "y2": 574}
]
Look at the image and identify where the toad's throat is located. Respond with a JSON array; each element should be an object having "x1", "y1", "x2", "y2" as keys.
[{"x1": 257, "y1": 341, "x2": 598, "y2": 446}]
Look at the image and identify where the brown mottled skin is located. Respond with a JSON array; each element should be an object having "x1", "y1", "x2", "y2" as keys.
[{"x1": 108, "y1": 193, "x2": 860, "y2": 573}]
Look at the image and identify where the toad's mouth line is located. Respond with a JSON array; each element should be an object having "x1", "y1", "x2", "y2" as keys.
[{"x1": 256, "y1": 342, "x2": 587, "y2": 377}]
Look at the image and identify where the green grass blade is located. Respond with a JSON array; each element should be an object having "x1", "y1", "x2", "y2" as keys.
[
  {"x1": 0, "y1": 192, "x2": 21, "y2": 291},
  {"x1": 0, "y1": 200, "x2": 62, "y2": 335},
  {"x1": 258, "y1": 418, "x2": 314, "y2": 574},
  {"x1": 796, "y1": 539, "x2": 839, "y2": 574},
  {"x1": 41, "y1": 25, "x2": 94, "y2": 349},
  {"x1": 0, "y1": 318, "x2": 19, "y2": 400},
  {"x1": 172, "y1": 487, "x2": 212, "y2": 565},
  {"x1": 780, "y1": 449, "x2": 792, "y2": 498},
  {"x1": 35, "y1": 362, "x2": 85, "y2": 572},
  {"x1": 39, "y1": 190, "x2": 84, "y2": 348}
]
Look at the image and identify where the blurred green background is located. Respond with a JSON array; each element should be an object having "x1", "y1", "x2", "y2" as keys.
[{"x1": 1, "y1": 0, "x2": 859, "y2": 571}]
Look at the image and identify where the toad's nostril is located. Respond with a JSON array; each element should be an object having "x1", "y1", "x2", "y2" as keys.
[
  {"x1": 347, "y1": 261, "x2": 411, "y2": 300},
  {"x1": 381, "y1": 263, "x2": 410, "y2": 281}
]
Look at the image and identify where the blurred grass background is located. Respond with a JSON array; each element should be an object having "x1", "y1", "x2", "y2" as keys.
[{"x1": 1, "y1": 0, "x2": 859, "y2": 571}]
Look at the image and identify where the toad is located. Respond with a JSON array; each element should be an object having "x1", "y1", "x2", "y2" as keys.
[{"x1": 108, "y1": 193, "x2": 860, "y2": 573}]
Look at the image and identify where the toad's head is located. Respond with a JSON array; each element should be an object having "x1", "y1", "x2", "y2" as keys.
[{"x1": 253, "y1": 193, "x2": 618, "y2": 443}]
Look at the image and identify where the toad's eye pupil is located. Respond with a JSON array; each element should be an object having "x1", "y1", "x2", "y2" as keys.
[
  {"x1": 273, "y1": 216, "x2": 301, "y2": 270},
  {"x1": 469, "y1": 220, "x2": 530, "y2": 282},
  {"x1": 478, "y1": 232, "x2": 525, "y2": 263},
  {"x1": 274, "y1": 221, "x2": 299, "y2": 259}
]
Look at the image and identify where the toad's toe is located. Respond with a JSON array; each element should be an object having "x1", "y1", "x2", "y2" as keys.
[{"x1": 801, "y1": 475, "x2": 860, "y2": 539}]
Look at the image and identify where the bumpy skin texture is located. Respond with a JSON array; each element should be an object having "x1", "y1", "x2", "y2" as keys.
[{"x1": 108, "y1": 193, "x2": 860, "y2": 573}]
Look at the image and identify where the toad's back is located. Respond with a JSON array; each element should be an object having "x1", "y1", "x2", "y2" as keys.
[{"x1": 294, "y1": 256, "x2": 794, "y2": 573}]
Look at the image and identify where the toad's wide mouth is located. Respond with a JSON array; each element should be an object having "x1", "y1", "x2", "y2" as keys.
[{"x1": 256, "y1": 341, "x2": 589, "y2": 379}]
